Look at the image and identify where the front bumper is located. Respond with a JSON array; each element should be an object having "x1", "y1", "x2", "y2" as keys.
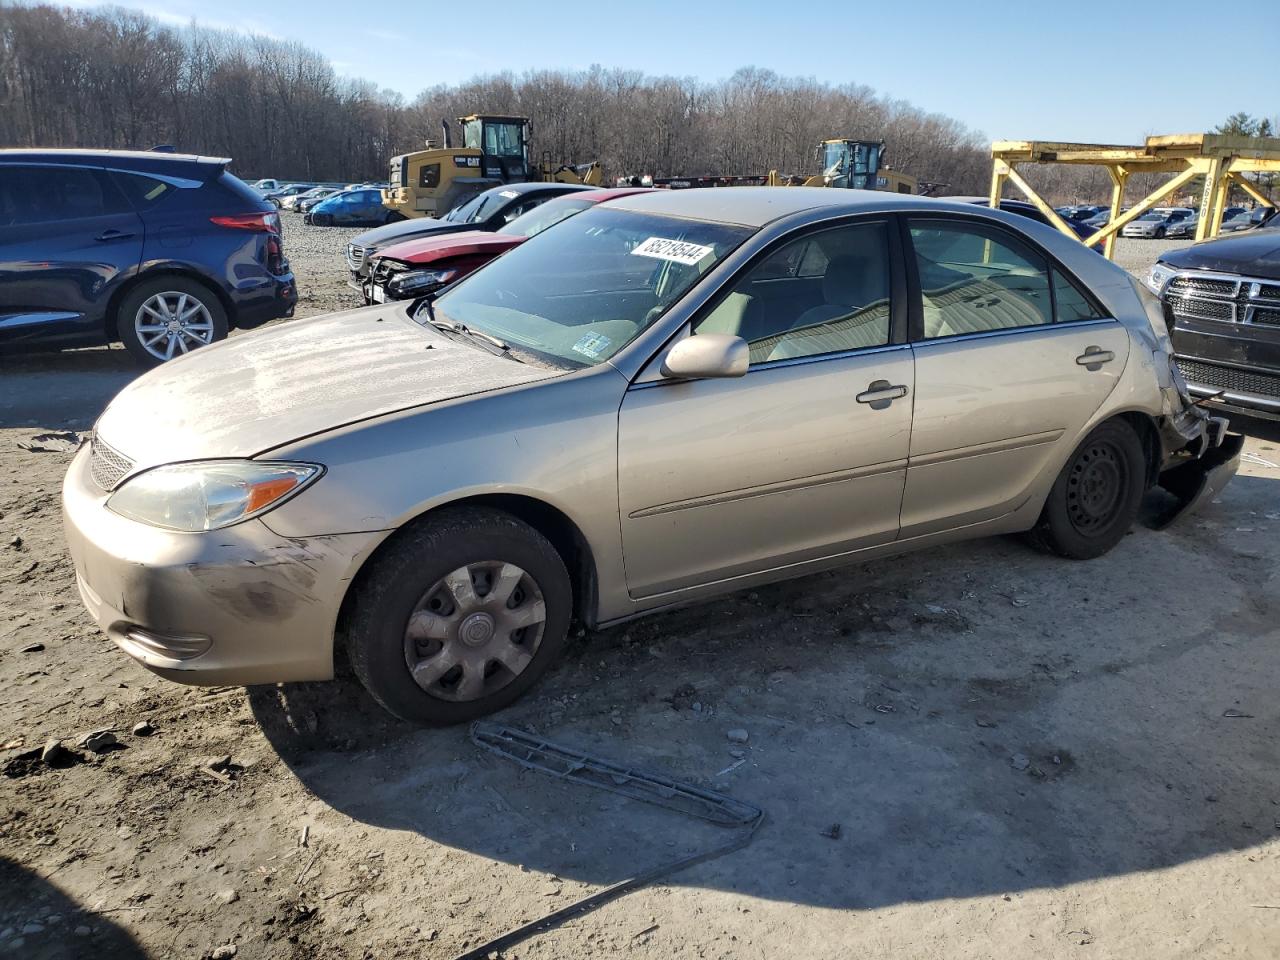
[{"x1": 62, "y1": 444, "x2": 378, "y2": 686}]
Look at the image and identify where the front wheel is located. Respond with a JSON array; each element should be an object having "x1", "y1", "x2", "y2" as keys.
[
  {"x1": 1026, "y1": 419, "x2": 1147, "y2": 560},
  {"x1": 1154, "y1": 227, "x2": 1166, "y2": 239},
  {"x1": 116, "y1": 277, "x2": 228, "y2": 367},
  {"x1": 347, "y1": 508, "x2": 573, "y2": 724}
]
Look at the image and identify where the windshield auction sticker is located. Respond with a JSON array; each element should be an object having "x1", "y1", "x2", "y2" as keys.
[{"x1": 631, "y1": 237, "x2": 714, "y2": 265}]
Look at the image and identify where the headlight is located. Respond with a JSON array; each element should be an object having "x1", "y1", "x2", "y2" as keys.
[
  {"x1": 107, "y1": 460, "x2": 322, "y2": 532},
  {"x1": 1146, "y1": 262, "x2": 1176, "y2": 294},
  {"x1": 387, "y1": 268, "x2": 458, "y2": 298}
]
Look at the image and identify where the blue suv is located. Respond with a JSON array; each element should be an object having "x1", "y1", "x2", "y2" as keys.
[{"x1": 0, "y1": 149, "x2": 297, "y2": 366}]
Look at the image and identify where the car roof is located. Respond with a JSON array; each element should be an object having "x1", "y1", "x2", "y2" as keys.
[
  {"x1": 0, "y1": 148, "x2": 233, "y2": 179},
  {"x1": 570, "y1": 187, "x2": 655, "y2": 203},
  {"x1": 606, "y1": 186, "x2": 990, "y2": 228}
]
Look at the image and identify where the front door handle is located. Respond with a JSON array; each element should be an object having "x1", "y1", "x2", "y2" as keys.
[
  {"x1": 1075, "y1": 346, "x2": 1115, "y2": 370},
  {"x1": 96, "y1": 229, "x2": 136, "y2": 242},
  {"x1": 856, "y1": 380, "x2": 909, "y2": 409}
]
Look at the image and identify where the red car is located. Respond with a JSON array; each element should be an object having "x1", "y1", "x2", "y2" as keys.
[{"x1": 362, "y1": 187, "x2": 651, "y2": 303}]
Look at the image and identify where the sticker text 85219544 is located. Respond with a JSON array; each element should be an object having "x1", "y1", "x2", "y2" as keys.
[{"x1": 631, "y1": 237, "x2": 715, "y2": 266}]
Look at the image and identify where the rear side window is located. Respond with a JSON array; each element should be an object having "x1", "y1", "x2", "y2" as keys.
[
  {"x1": 112, "y1": 172, "x2": 174, "y2": 210},
  {"x1": 0, "y1": 165, "x2": 130, "y2": 225},
  {"x1": 909, "y1": 219, "x2": 1053, "y2": 338}
]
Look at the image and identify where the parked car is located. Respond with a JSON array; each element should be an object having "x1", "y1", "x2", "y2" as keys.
[
  {"x1": 1219, "y1": 211, "x2": 1256, "y2": 233},
  {"x1": 305, "y1": 187, "x2": 396, "y2": 227},
  {"x1": 1056, "y1": 204, "x2": 1105, "y2": 223},
  {"x1": 1165, "y1": 213, "x2": 1199, "y2": 239},
  {"x1": 345, "y1": 182, "x2": 596, "y2": 285},
  {"x1": 1121, "y1": 208, "x2": 1192, "y2": 239},
  {"x1": 363, "y1": 187, "x2": 651, "y2": 303},
  {"x1": 264, "y1": 184, "x2": 309, "y2": 207},
  {"x1": 294, "y1": 188, "x2": 339, "y2": 213},
  {"x1": 64, "y1": 189, "x2": 1239, "y2": 724},
  {"x1": 251, "y1": 178, "x2": 281, "y2": 193},
  {"x1": 1251, "y1": 206, "x2": 1277, "y2": 227},
  {"x1": 949, "y1": 197, "x2": 1096, "y2": 242},
  {"x1": 281, "y1": 186, "x2": 335, "y2": 212},
  {"x1": 0, "y1": 149, "x2": 296, "y2": 366},
  {"x1": 1148, "y1": 225, "x2": 1280, "y2": 422}
]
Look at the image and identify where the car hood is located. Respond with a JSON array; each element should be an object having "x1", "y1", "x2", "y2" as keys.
[
  {"x1": 1158, "y1": 229, "x2": 1280, "y2": 278},
  {"x1": 94, "y1": 307, "x2": 557, "y2": 469},
  {"x1": 378, "y1": 230, "x2": 525, "y2": 266},
  {"x1": 352, "y1": 217, "x2": 479, "y2": 251}
]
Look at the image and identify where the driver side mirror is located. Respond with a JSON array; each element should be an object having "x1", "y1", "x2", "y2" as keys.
[{"x1": 660, "y1": 334, "x2": 749, "y2": 380}]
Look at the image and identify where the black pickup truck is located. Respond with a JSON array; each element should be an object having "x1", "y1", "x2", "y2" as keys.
[{"x1": 1149, "y1": 221, "x2": 1280, "y2": 422}]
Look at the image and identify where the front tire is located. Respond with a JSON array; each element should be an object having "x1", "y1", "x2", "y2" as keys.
[
  {"x1": 1026, "y1": 419, "x2": 1147, "y2": 560},
  {"x1": 347, "y1": 508, "x2": 573, "y2": 724},
  {"x1": 116, "y1": 276, "x2": 228, "y2": 367}
]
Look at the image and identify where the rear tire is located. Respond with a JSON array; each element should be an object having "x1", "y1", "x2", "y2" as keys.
[
  {"x1": 116, "y1": 276, "x2": 228, "y2": 368},
  {"x1": 1026, "y1": 419, "x2": 1147, "y2": 560},
  {"x1": 347, "y1": 507, "x2": 573, "y2": 724}
]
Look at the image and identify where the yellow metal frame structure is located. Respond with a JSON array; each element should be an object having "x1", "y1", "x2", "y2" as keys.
[{"x1": 989, "y1": 134, "x2": 1280, "y2": 259}]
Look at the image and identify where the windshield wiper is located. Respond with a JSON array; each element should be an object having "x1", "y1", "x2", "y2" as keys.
[{"x1": 418, "y1": 301, "x2": 519, "y2": 360}]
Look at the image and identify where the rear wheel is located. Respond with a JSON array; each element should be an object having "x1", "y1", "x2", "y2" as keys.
[
  {"x1": 347, "y1": 508, "x2": 573, "y2": 724},
  {"x1": 116, "y1": 276, "x2": 228, "y2": 367},
  {"x1": 1027, "y1": 419, "x2": 1147, "y2": 560}
]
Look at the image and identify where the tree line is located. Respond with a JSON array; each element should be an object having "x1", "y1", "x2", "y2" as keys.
[
  {"x1": 0, "y1": 4, "x2": 993, "y2": 191},
  {"x1": 1, "y1": 3, "x2": 1273, "y2": 205}
]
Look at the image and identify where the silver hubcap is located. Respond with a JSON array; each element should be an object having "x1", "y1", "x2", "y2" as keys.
[
  {"x1": 134, "y1": 292, "x2": 215, "y2": 360},
  {"x1": 403, "y1": 561, "x2": 546, "y2": 702}
]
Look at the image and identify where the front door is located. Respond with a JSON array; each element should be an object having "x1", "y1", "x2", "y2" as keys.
[
  {"x1": 900, "y1": 216, "x2": 1130, "y2": 536},
  {"x1": 617, "y1": 220, "x2": 914, "y2": 599}
]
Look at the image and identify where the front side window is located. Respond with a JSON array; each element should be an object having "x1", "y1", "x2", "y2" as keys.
[
  {"x1": 430, "y1": 207, "x2": 752, "y2": 369},
  {"x1": 909, "y1": 219, "x2": 1054, "y2": 338},
  {"x1": 418, "y1": 163, "x2": 440, "y2": 189},
  {"x1": 693, "y1": 222, "x2": 891, "y2": 364}
]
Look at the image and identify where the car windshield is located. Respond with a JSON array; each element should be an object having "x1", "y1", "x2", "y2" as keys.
[
  {"x1": 445, "y1": 191, "x2": 511, "y2": 223},
  {"x1": 497, "y1": 196, "x2": 596, "y2": 238},
  {"x1": 426, "y1": 207, "x2": 753, "y2": 369}
]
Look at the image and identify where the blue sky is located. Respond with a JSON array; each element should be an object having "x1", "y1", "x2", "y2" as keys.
[{"x1": 65, "y1": 0, "x2": 1278, "y2": 144}]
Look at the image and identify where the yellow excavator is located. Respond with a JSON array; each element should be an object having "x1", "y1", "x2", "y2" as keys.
[{"x1": 383, "y1": 115, "x2": 604, "y2": 220}]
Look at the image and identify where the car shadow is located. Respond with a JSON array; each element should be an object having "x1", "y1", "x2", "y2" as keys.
[
  {"x1": 0, "y1": 348, "x2": 139, "y2": 430},
  {"x1": 0, "y1": 857, "x2": 148, "y2": 958},
  {"x1": 248, "y1": 470, "x2": 1280, "y2": 913}
]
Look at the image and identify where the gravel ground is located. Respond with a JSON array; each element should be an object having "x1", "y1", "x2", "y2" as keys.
[{"x1": 2, "y1": 216, "x2": 1279, "y2": 960}]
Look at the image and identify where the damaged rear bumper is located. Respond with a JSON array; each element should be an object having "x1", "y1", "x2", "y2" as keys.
[{"x1": 1151, "y1": 392, "x2": 1243, "y2": 528}]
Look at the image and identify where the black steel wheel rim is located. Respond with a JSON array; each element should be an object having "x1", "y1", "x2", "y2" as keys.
[{"x1": 1065, "y1": 440, "x2": 1128, "y2": 536}]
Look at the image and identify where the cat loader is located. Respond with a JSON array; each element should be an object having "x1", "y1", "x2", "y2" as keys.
[{"x1": 383, "y1": 115, "x2": 603, "y2": 220}]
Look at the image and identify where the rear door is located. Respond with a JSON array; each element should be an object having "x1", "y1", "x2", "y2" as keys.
[
  {"x1": 0, "y1": 164, "x2": 144, "y2": 346},
  {"x1": 900, "y1": 216, "x2": 1129, "y2": 537}
]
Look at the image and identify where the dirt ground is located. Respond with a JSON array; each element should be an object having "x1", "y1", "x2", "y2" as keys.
[{"x1": 2, "y1": 219, "x2": 1278, "y2": 959}]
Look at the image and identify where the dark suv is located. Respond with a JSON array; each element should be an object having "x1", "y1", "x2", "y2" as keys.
[{"x1": 0, "y1": 149, "x2": 297, "y2": 366}]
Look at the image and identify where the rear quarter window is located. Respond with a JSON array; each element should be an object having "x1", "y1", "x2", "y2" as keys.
[{"x1": 111, "y1": 172, "x2": 174, "y2": 210}]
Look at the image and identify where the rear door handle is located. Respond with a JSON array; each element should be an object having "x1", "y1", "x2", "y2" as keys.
[
  {"x1": 1075, "y1": 346, "x2": 1115, "y2": 370},
  {"x1": 856, "y1": 380, "x2": 909, "y2": 409},
  {"x1": 95, "y1": 229, "x2": 136, "y2": 242}
]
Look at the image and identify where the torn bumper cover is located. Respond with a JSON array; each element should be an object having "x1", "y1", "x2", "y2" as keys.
[{"x1": 1151, "y1": 366, "x2": 1244, "y2": 528}]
